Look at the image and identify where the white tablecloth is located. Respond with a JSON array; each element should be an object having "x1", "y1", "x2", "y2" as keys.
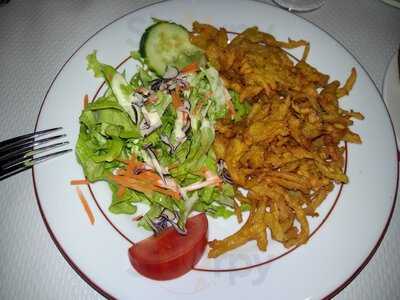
[{"x1": 0, "y1": 0, "x2": 399, "y2": 299}]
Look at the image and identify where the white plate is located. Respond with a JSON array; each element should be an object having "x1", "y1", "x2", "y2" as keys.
[
  {"x1": 32, "y1": 0, "x2": 398, "y2": 299},
  {"x1": 383, "y1": 51, "x2": 400, "y2": 144}
]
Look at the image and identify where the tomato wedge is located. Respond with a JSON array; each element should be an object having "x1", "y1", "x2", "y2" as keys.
[{"x1": 128, "y1": 213, "x2": 208, "y2": 280}]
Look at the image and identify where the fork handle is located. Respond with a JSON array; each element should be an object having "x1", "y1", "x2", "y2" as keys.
[{"x1": 0, "y1": 164, "x2": 31, "y2": 181}]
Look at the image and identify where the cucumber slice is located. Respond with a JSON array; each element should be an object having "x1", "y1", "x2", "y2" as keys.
[{"x1": 140, "y1": 21, "x2": 203, "y2": 76}]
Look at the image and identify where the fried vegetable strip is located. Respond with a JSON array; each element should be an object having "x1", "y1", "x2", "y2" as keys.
[{"x1": 190, "y1": 22, "x2": 363, "y2": 258}]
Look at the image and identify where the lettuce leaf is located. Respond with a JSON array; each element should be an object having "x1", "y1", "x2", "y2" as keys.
[
  {"x1": 108, "y1": 182, "x2": 142, "y2": 214},
  {"x1": 87, "y1": 51, "x2": 139, "y2": 123},
  {"x1": 138, "y1": 203, "x2": 164, "y2": 231},
  {"x1": 78, "y1": 50, "x2": 247, "y2": 229},
  {"x1": 202, "y1": 66, "x2": 229, "y2": 121},
  {"x1": 75, "y1": 127, "x2": 106, "y2": 181},
  {"x1": 75, "y1": 94, "x2": 140, "y2": 181},
  {"x1": 170, "y1": 119, "x2": 215, "y2": 180},
  {"x1": 87, "y1": 51, "x2": 115, "y2": 79}
]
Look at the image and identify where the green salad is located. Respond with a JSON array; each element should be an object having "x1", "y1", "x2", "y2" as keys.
[{"x1": 76, "y1": 20, "x2": 250, "y2": 234}]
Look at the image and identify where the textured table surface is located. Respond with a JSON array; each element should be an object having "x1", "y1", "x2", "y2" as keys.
[{"x1": 0, "y1": 0, "x2": 399, "y2": 299}]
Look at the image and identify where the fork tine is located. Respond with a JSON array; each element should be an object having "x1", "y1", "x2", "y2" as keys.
[
  {"x1": 0, "y1": 133, "x2": 67, "y2": 154},
  {"x1": 25, "y1": 148, "x2": 72, "y2": 167},
  {"x1": 0, "y1": 141, "x2": 70, "y2": 166},
  {"x1": 0, "y1": 148, "x2": 72, "y2": 181},
  {"x1": 0, "y1": 127, "x2": 63, "y2": 151}
]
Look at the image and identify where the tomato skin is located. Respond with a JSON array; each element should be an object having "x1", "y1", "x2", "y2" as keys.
[{"x1": 128, "y1": 213, "x2": 208, "y2": 280}]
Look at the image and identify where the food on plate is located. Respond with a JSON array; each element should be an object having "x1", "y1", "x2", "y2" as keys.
[
  {"x1": 189, "y1": 21, "x2": 363, "y2": 257},
  {"x1": 76, "y1": 20, "x2": 250, "y2": 278},
  {"x1": 128, "y1": 213, "x2": 208, "y2": 280},
  {"x1": 139, "y1": 21, "x2": 205, "y2": 76},
  {"x1": 76, "y1": 20, "x2": 247, "y2": 238},
  {"x1": 75, "y1": 18, "x2": 363, "y2": 276}
]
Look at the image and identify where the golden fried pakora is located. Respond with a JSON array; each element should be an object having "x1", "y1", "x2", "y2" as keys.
[{"x1": 190, "y1": 22, "x2": 363, "y2": 258}]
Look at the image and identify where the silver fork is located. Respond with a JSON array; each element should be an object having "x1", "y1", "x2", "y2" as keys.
[{"x1": 0, "y1": 127, "x2": 72, "y2": 181}]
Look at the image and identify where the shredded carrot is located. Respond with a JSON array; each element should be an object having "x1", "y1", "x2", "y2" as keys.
[
  {"x1": 134, "y1": 170, "x2": 162, "y2": 181},
  {"x1": 125, "y1": 155, "x2": 146, "y2": 175},
  {"x1": 116, "y1": 185, "x2": 127, "y2": 199},
  {"x1": 83, "y1": 94, "x2": 89, "y2": 109},
  {"x1": 181, "y1": 62, "x2": 199, "y2": 74},
  {"x1": 70, "y1": 179, "x2": 89, "y2": 186},
  {"x1": 75, "y1": 186, "x2": 95, "y2": 225},
  {"x1": 171, "y1": 87, "x2": 183, "y2": 109},
  {"x1": 226, "y1": 97, "x2": 236, "y2": 117},
  {"x1": 118, "y1": 169, "x2": 161, "y2": 183},
  {"x1": 110, "y1": 174, "x2": 181, "y2": 200},
  {"x1": 112, "y1": 153, "x2": 182, "y2": 200},
  {"x1": 111, "y1": 175, "x2": 155, "y2": 194}
]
